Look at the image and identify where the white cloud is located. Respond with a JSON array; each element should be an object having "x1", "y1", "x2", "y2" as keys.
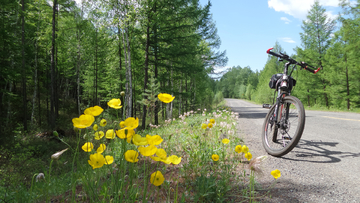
[
  {"x1": 268, "y1": 0, "x2": 340, "y2": 19},
  {"x1": 280, "y1": 37, "x2": 296, "y2": 43},
  {"x1": 280, "y1": 17, "x2": 291, "y2": 24}
]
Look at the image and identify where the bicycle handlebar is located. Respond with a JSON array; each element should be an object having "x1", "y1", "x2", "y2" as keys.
[{"x1": 266, "y1": 48, "x2": 321, "y2": 74}]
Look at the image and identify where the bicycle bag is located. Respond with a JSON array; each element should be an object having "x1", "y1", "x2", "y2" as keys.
[{"x1": 269, "y1": 74, "x2": 296, "y2": 90}]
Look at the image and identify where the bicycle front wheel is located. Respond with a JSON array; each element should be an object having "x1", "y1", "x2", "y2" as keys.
[{"x1": 261, "y1": 96, "x2": 305, "y2": 157}]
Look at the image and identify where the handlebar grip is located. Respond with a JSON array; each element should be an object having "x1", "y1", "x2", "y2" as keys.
[
  {"x1": 266, "y1": 48, "x2": 282, "y2": 58},
  {"x1": 304, "y1": 66, "x2": 321, "y2": 74}
]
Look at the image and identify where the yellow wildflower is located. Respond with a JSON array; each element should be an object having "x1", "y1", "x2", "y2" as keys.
[
  {"x1": 116, "y1": 128, "x2": 135, "y2": 139},
  {"x1": 96, "y1": 144, "x2": 106, "y2": 153},
  {"x1": 94, "y1": 131, "x2": 104, "y2": 140},
  {"x1": 133, "y1": 134, "x2": 148, "y2": 146},
  {"x1": 105, "y1": 129, "x2": 115, "y2": 139},
  {"x1": 105, "y1": 155, "x2": 114, "y2": 165},
  {"x1": 100, "y1": 119, "x2": 107, "y2": 127},
  {"x1": 271, "y1": 169, "x2": 281, "y2": 179},
  {"x1": 208, "y1": 123, "x2": 213, "y2": 128},
  {"x1": 88, "y1": 153, "x2": 106, "y2": 169},
  {"x1": 210, "y1": 119, "x2": 215, "y2": 124},
  {"x1": 242, "y1": 145, "x2": 249, "y2": 153},
  {"x1": 201, "y1": 123, "x2": 207, "y2": 129},
  {"x1": 222, "y1": 138, "x2": 230, "y2": 144},
  {"x1": 235, "y1": 145, "x2": 242, "y2": 153},
  {"x1": 169, "y1": 155, "x2": 182, "y2": 165},
  {"x1": 124, "y1": 117, "x2": 139, "y2": 129},
  {"x1": 157, "y1": 93, "x2": 175, "y2": 103},
  {"x1": 125, "y1": 150, "x2": 139, "y2": 163},
  {"x1": 84, "y1": 106, "x2": 103, "y2": 116},
  {"x1": 150, "y1": 171, "x2": 165, "y2": 186},
  {"x1": 244, "y1": 152, "x2": 252, "y2": 160},
  {"x1": 211, "y1": 154, "x2": 219, "y2": 162},
  {"x1": 72, "y1": 114, "x2": 95, "y2": 129},
  {"x1": 119, "y1": 121, "x2": 125, "y2": 128},
  {"x1": 138, "y1": 145, "x2": 157, "y2": 157},
  {"x1": 156, "y1": 149, "x2": 167, "y2": 159},
  {"x1": 81, "y1": 142, "x2": 94, "y2": 152},
  {"x1": 146, "y1": 135, "x2": 163, "y2": 146},
  {"x1": 93, "y1": 124, "x2": 98, "y2": 131},
  {"x1": 107, "y1": 98, "x2": 122, "y2": 109}
]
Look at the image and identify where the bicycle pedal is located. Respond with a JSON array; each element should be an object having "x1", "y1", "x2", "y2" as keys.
[{"x1": 283, "y1": 137, "x2": 292, "y2": 140}]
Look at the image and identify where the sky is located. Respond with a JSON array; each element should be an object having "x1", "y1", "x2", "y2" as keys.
[
  {"x1": 198, "y1": 0, "x2": 347, "y2": 73},
  {"x1": 73, "y1": 0, "x2": 348, "y2": 73}
]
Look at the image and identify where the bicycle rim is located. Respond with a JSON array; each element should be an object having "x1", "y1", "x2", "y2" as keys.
[{"x1": 262, "y1": 96, "x2": 305, "y2": 157}]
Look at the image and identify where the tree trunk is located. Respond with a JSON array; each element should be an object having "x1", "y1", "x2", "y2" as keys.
[
  {"x1": 21, "y1": 0, "x2": 27, "y2": 131},
  {"x1": 142, "y1": 15, "x2": 150, "y2": 129},
  {"x1": 49, "y1": 0, "x2": 57, "y2": 129}
]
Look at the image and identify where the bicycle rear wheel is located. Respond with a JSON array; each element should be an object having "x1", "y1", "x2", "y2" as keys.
[{"x1": 261, "y1": 96, "x2": 305, "y2": 157}]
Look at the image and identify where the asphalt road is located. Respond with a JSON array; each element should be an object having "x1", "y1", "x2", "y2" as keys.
[{"x1": 225, "y1": 98, "x2": 360, "y2": 203}]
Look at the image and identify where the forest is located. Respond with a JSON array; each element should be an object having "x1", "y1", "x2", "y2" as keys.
[
  {"x1": 217, "y1": 1, "x2": 360, "y2": 112},
  {"x1": 0, "y1": 0, "x2": 227, "y2": 144}
]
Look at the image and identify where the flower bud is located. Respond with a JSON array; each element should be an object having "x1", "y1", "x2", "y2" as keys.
[
  {"x1": 120, "y1": 91, "x2": 125, "y2": 97},
  {"x1": 51, "y1": 148, "x2": 69, "y2": 160},
  {"x1": 53, "y1": 131, "x2": 59, "y2": 137}
]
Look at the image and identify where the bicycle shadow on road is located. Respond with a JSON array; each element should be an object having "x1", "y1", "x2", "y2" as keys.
[{"x1": 278, "y1": 139, "x2": 360, "y2": 163}]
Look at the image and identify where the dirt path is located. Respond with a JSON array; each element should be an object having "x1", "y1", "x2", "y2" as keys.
[{"x1": 226, "y1": 98, "x2": 360, "y2": 203}]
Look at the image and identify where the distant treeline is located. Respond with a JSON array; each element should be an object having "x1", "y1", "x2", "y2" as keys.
[{"x1": 216, "y1": 1, "x2": 360, "y2": 110}]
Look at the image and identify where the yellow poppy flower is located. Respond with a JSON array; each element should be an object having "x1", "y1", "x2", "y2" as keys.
[
  {"x1": 150, "y1": 156, "x2": 172, "y2": 164},
  {"x1": 116, "y1": 128, "x2": 135, "y2": 139},
  {"x1": 146, "y1": 135, "x2": 163, "y2": 146},
  {"x1": 156, "y1": 149, "x2": 167, "y2": 159},
  {"x1": 169, "y1": 155, "x2": 182, "y2": 165},
  {"x1": 107, "y1": 98, "x2": 122, "y2": 109},
  {"x1": 104, "y1": 155, "x2": 114, "y2": 165},
  {"x1": 244, "y1": 152, "x2": 252, "y2": 160},
  {"x1": 82, "y1": 142, "x2": 94, "y2": 152},
  {"x1": 94, "y1": 131, "x2": 104, "y2": 140},
  {"x1": 105, "y1": 129, "x2": 115, "y2": 139},
  {"x1": 201, "y1": 123, "x2": 207, "y2": 129},
  {"x1": 208, "y1": 123, "x2": 213, "y2": 128},
  {"x1": 119, "y1": 121, "x2": 125, "y2": 128},
  {"x1": 235, "y1": 145, "x2": 242, "y2": 153},
  {"x1": 100, "y1": 119, "x2": 107, "y2": 127},
  {"x1": 271, "y1": 169, "x2": 281, "y2": 179},
  {"x1": 150, "y1": 171, "x2": 165, "y2": 186},
  {"x1": 242, "y1": 145, "x2": 249, "y2": 153},
  {"x1": 133, "y1": 134, "x2": 148, "y2": 146},
  {"x1": 138, "y1": 145, "x2": 157, "y2": 157},
  {"x1": 84, "y1": 106, "x2": 103, "y2": 116},
  {"x1": 96, "y1": 144, "x2": 106, "y2": 153},
  {"x1": 88, "y1": 153, "x2": 106, "y2": 169},
  {"x1": 93, "y1": 124, "x2": 98, "y2": 131},
  {"x1": 210, "y1": 119, "x2": 215, "y2": 124},
  {"x1": 211, "y1": 154, "x2": 219, "y2": 162},
  {"x1": 222, "y1": 138, "x2": 230, "y2": 144},
  {"x1": 124, "y1": 117, "x2": 139, "y2": 129},
  {"x1": 157, "y1": 93, "x2": 175, "y2": 103},
  {"x1": 72, "y1": 114, "x2": 95, "y2": 129},
  {"x1": 125, "y1": 150, "x2": 139, "y2": 163}
]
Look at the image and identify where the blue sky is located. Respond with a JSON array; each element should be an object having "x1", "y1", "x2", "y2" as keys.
[{"x1": 199, "y1": 0, "x2": 346, "y2": 73}]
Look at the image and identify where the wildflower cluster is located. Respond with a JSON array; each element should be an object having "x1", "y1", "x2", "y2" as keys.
[{"x1": 72, "y1": 93, "x2": 178, "y2": 186}]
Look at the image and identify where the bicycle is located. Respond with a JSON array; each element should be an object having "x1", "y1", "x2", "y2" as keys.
[{"x1": 261, "y1": 48, "x2": 320, "y2": 157}]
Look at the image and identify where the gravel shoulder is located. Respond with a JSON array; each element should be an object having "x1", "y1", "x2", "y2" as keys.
[{"x1": 226, "y1": 98, "x2": 360, "y2": 203}]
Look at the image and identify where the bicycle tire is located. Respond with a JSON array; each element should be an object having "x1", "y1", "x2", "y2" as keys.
[{"x1": 261, "y1": 96, "x2": 305, "y2": 157}]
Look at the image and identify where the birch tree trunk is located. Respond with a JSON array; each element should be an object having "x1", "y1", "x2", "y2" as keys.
[{"x1": 21, "y1": 0, "x2": 28, "y2": 131}]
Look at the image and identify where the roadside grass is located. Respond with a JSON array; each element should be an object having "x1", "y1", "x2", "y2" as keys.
[{"x1": 0, "y1": 100, "x2": 279, "y2": 203}]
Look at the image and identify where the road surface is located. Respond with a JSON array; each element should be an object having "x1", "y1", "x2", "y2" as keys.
[{"x1": 226, "y1": 98, "x2": 360, "y2": 203}]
